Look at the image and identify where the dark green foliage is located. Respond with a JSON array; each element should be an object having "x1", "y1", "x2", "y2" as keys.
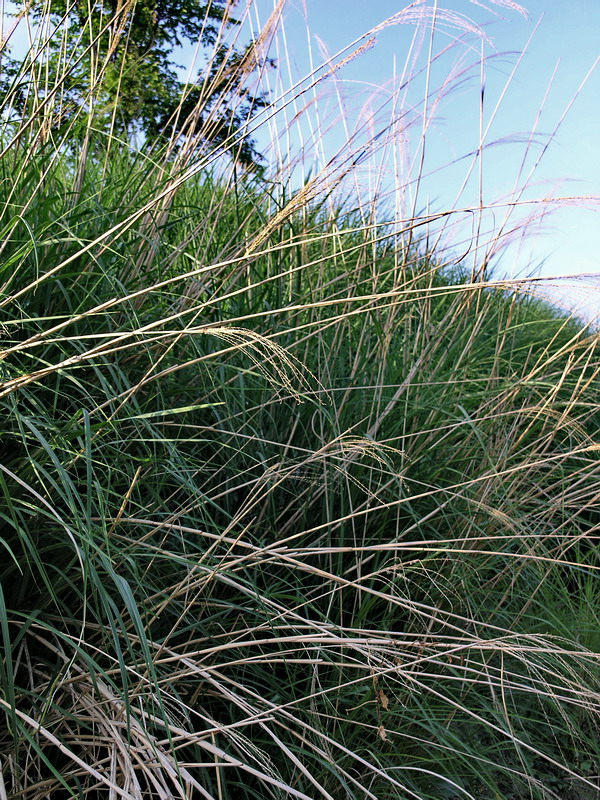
[
  {"x1": 0, "y1": 139, "x2": 598, "y2": 798},
  {"x1": 3, "y1": 0, "x2": 271, "y2": 165}
]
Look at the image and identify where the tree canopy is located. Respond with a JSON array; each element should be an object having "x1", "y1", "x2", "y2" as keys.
[{"x1": 3, "y1": 0, "x2": 272, "y2": 166}]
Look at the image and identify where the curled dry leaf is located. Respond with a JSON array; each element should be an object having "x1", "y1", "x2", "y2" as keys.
[{"x1": 378, "y1": 689, "x2": 390, "y2": 711}]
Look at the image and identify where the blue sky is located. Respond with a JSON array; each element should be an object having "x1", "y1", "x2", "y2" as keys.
[
  {"x1": 246, "y1": 0, "x2": 600, "y2": 316},
  {"x1": 3, "y1": 0, "x2": 599, "y2": 314}
]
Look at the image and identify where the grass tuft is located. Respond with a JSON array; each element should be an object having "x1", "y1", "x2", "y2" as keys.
[{"x1": 0, "y1": 1, "x2": 599, "y2": 798}]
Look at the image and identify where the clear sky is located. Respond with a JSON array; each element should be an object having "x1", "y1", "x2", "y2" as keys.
[
  {"x1": 3, "y1": 0, "x2": 599, "y2": 315},
  {"x1": 247, "y1": 0, "x2": 600, "y2": 317}
]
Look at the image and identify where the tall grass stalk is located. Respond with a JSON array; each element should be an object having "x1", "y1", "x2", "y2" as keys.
[{"x1": 0, "y1": 1, "x2": 599, "y2": 798}]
